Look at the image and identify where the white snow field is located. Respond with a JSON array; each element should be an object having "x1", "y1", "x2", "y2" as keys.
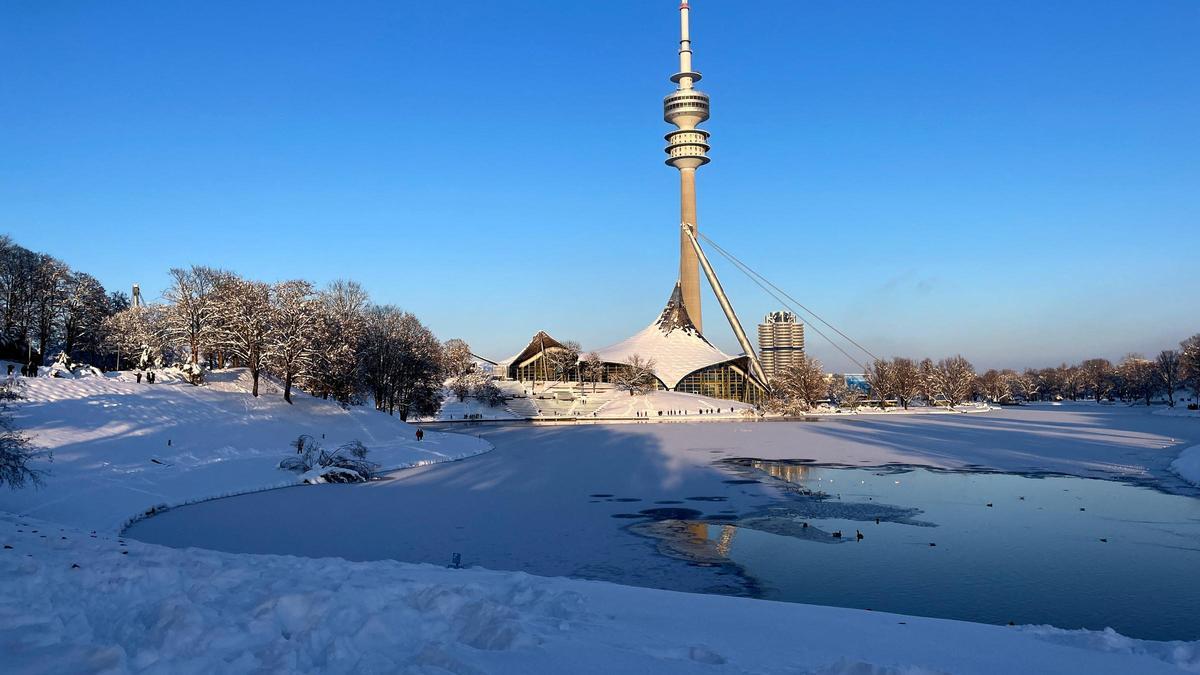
[
  {"x1": 1172, "y1": 445, "x2": 1200, "y2": 486},
  {"x1": 3, "y1": 513, "x2": 1197, "y2": 674},
  {"x1": 3, "y1": 377, "x2": 1199, "y2": 673},
  {"x1": 0, "y1": 370, "x2": 491, "y2": 532}
]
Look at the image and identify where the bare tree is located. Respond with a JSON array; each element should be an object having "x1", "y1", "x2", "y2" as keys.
[
  {"x1": 935, "y1": 355, "x2": 976, "y2": 408},
  {"x1": 306, "y1": 280, "x2": 369, "y2": 403},
  {"x1": 1155, "y1": 350, "x2": 1182, "y2": 407},
  {"x1": 614, "y1": 354, "x2": 657, "y2": 396},
  {"x1": 265, "y1": 280, "x2": 318, "y2": 404}
]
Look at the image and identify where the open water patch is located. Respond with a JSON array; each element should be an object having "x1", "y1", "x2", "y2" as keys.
[{"x1": 640, "y1": 461, "x2": 1200, "y2": 641}]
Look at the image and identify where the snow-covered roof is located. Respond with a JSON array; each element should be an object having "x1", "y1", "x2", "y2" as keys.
[
  {"x1": 592, "y1": 284, "x2": 742, "y2": 389},
  {"x1": 495, "y1": 331, "x2": 566, "y2": 370}
]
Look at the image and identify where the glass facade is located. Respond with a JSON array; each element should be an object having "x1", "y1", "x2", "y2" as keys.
[
  {"x1": 511, "y1": 353, "x2": 762, "y2": 404},
  {"x1": 674, "y1": 363, "x2": 765, "y2": 405}
]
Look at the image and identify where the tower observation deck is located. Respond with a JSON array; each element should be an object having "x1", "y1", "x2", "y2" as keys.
[{"x1": 665, "y1": 0, "x2": 710, "y2": 333}]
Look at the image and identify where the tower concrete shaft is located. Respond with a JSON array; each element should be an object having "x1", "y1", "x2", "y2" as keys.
[{"x1": 664, "y1": 0, "x2": 710, "y2": 333}]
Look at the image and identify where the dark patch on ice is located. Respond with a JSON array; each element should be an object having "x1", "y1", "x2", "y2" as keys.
[
  {"x1": 686, "y1": 496, "x2": 728, "y2": 502},
  {"x1": 589, "y1": 493, "x2": 613, "y2": 498},
  {"x1": 655, "y1": 500, "x2": 684, "y2": 504},
  {"x1": 611, "y1": 513, "x2": 646, "y2": 519},
  {"x1": 638, "y1": 507, "x2": 704, "y2": 520},
  {"x1": 611, "y1": 497, "x2": 642, "y2": 503},
  {"x1": 723, "y1": 479, "x2": 760, "y2": 485}
]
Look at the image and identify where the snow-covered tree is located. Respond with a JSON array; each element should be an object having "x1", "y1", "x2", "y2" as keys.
[
  {"x1": 1014, "y1": 369, "x2": 1042, "y2": 401},
  {"x1": 976, "y1": 369, "x2": 1016, "y2": 404},
  {"x1": 1155, "y1": 350, "x2": 1182, "y2": 407},
  {"x1": 265, "y1": 280, "x2": 318, "y2": 404},
  {"x1": 360, "y1": 306, "x2": 445, "y2": 420},
  {"x1": 1079, "y1": 358, "x2": 1114, "y2": 402},
  {"x1": 614, "y1": 354, "x2": 657, "y2": 396},
  {"x1": 934, "y1": 355, "x2": 975, "y2": 408},
  {"x1": 474, "y1": 377, "x2": 506, "y2": 407},
  {"x1": 306, "y1": 280, "x2": 368, "y2": 404},
  {"x1": 545, "y1": 340, "x2": 581, "y2": 383},
  {"x1": 864, "y1": 359, "x2": 893, "y2": 407},
  {"x1": 767, "y1": 355, "x2": 826, "y2": 413},
  {"x1": 1118, "y1": 354, "x2": 1157, "y2": 406},
  {"x1": 1180, "y1": 335, "x2": 1200, "y2": 403},
  {"x1": 1, "y1": 380, "x2": 47, "y2": 489},
  {"x1": 163, "y1": 266, "x2": 222, "y2": 367},
  {"x1": 57, "y1": 271, "x2": 110, "y2": 363},
  {"x1": 581, "y1": 352, "x2": 604, "y2": 393},
  {"x1": 918, "y1": 358, "x2": 938, "y2": 405},
  {"x1": 442, "y1": 338, "x2": 475, "y2": 379},
  {"x1": 211, "y1": 275, "x2": 271, "y2": 396},
  {"x1": 827, "y1": 374, "x2": 863, "y2": 411},
  {"x1": 890, "y1": 357, "x2": 920, "y2": 409},
  {"x1": 103, "y1": 303, "x2": 168, "y2": 369},
  {"x1": 1059, "y1": 363, "x2": 1082, "y2": 401}
]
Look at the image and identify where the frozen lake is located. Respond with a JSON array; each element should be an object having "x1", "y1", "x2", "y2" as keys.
[{"x1": 126, "y1": 407, "x2": 1200, "y2": 640}]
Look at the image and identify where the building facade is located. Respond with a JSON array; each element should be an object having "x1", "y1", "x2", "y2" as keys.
[{"x1": 758, "y1": 311, "x2": 805, "y2": 381}]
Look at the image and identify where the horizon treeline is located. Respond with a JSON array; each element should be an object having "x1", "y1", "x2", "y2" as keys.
[{"x1": 0, "y1": 236, "x2": 469, "y2": 421}]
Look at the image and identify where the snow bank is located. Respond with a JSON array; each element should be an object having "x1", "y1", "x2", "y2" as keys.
[
  {"x1": 1170, "y1": 445, "x2": 1200, "y2": 486},
  {"x1": 0, "y1": 371, "x2": 491, "y2": 532},
  {"x1": 2, "y1": 513, "x2": 1194, "y2": 675}
]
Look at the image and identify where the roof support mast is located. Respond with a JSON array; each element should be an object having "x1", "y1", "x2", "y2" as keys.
[{"x1": 683, "y1": 227, "x2": 770, "y2": 388}]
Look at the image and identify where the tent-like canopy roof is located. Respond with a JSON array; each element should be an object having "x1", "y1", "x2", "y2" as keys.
[
  {"x1": 495, "y1": 330, "x2": 567, "y2": 371},
  {"x1": 592, "y1": 284, "x2": 743, "y2": 389}
]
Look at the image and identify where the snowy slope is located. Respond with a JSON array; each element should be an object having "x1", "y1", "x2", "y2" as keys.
[
  {"x1": 0, "y1": 371, "x2": 491, "y2": 532},
  {"x1": 1171, "y1": 445, "x2": 1200, "y2": 486},
  {"x1": 2, "y1": 513, "x2": 1195, "y2": 675}
]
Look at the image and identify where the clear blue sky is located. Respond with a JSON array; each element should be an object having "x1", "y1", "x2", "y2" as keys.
[{"x1": 2, "y1": 1, "x2": 1196, "y2": 371}]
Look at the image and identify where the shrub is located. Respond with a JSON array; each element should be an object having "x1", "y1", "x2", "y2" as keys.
[{"x1": 278, "y1": 434, "x2": 378, "y2": 483}]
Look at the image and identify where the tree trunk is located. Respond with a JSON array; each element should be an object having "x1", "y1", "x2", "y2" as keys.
[
  {"x1": 251, "y1": 368, "x2": 260, "y2": 397},
  {"x1": 284, "y1": 373, "x2": 293, "y2": 404}
]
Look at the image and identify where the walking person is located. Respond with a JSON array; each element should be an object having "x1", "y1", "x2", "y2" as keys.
[
  {"x1": 136, "y1": 372, "x2": 142, "y2": 384},
  {"x1": 416, "y1": 428, "x2": 424, "y2": 442}
]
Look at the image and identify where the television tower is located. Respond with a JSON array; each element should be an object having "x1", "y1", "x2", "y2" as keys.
[{"x1": 664, "y1": 0, "x2": 710, "y2": 332}]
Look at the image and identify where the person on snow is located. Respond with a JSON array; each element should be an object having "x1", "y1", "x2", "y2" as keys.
[
  {"x1": 136, "y1": 372, "x2": 142, "y2": 384},
  {"x1": 415, "y1": 428, "x2": 425, "y2": 442}
]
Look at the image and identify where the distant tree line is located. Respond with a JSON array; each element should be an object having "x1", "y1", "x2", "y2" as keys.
[
  {"x1": 1, "y1": 235, "x2": 128, "y2": 365},
  {"x1": 1, "y1": 236, "x2": 472, "y2": 421},
  {"x1": 768, "y1": 335, "x2": 1200, "y2": 413}
]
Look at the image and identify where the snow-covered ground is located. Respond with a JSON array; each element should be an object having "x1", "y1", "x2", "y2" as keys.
[
  {"x1": 0, "y1": 370, "x2": 491, "y2": 532},
  {"x1": 3, "y1": 513, "x2": 1195, "y2": 674},
  {"x1": 4, "y1": 377, "x2": 1200, "y2": 673},
  {"x1": 1171, "y1": 445, "x2": 1200, "y2": 486}
]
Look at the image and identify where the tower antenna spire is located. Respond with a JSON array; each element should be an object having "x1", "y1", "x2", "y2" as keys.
[{"x1": 664, "y1": 0, "x2": 710, "y2": 332}]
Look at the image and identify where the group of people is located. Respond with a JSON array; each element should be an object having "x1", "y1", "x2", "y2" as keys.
[
  {"x1": 135, "y1": 371, "x2": 157, "y2": 384},
  {"x1": 8, "y1": 363, "x2": 38, "y2": 377}
]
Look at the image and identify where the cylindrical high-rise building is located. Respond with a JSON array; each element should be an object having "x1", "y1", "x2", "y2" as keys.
[{"x1": 664, "y1": 0, "x2": 710, "y2": 332}]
